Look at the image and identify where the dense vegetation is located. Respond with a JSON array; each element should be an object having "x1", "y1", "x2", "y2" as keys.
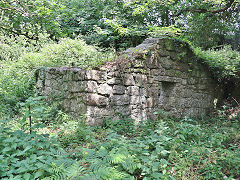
[
  {"x1": 1, "y1": 108, "x2": 239, "y2": 179},
  {"x1": 0, "y1": 0, "x2": 240, "y2": 179}
]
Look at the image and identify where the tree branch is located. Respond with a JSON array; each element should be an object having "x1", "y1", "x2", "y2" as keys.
[{"x1": 174, "y1": 0, "x2": 235, "y2": 17}]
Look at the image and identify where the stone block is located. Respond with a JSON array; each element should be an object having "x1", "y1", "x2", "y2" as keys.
[
  {"x1": 86, "y1": 70, "x2": 107, "y2": 81},
  {"x1": 98, "y1": 83, "x2": 113, "y2": 95},
  {"x1": 147, "y1": 76, "x2": 155, "y2": 83},
  {"x1": 86, "y1": 81, "x2": 98, "y2": 93},
  {"x1": 70, "y1": 81, "x2": 87, "y2": 92},
  {"x1": 130, "y1": 96, "x2": 141, "y2": 105},
  {"x1": 69, "y1": 99, "x2": 87, "y2": 113},
  {"x1": 123, "y1": 74, "x2": 135, "y2": 85},
  {"x1": 147, "y1": 86, "x2": 159, "y2": 97},
  {"x1": 45, "y1": 79, "x2": 51, "y2": 87},
  {"x1": 127, "y1": 86, "x2": 140, "y2": 96},
  {"x1": 135, "y1": 74, "x2": 147, "y2": 86},
  {"x1": 62, "y1": 72, "x2": 73, "y2": 82},
  {"x1": 130, "y1": 108, "x2": 147, "y2": 122},
  {"x1": 110, "y1": 95, "x2": 130, "y2": 106},
  {"x1": 107, "y1": 78, "x2": 121, "y2": 85},
  {"x1": 140, "y1": 88, "x2": 147, "y2": 96},
  {"x1": 113, "y1": 106, "x2": 131, "y2": 115},
  {"x1": 160, "y1": 57, "x2": 172, "y2": 70},
  {"x1": 146, "y1": 54, "x2": 160, "y2": 69},
  {"x1": 181, "y1": 79, "x2": 187, "y2": 85},
  {"x1": 87, "y1": 94, "x2": 109, "y2": 106},
  {"x1": 188, "y1": 78, "x2": 198, "y2": 85},
  {"x1": 113, "y1": 85, "x2": 126, "y2": 95},
  {"x1": 87, "y1": 106, "x2": 113, "y2": 125},
  {"x1": 72, "y1": 69, "x2": 86, "y2": 81},
  {"x1": 147, "y1": 97, "x2": 154, "y2": 108},
  {"x1": 150, "y1": 69, "x2": 160, "y2": 76}
]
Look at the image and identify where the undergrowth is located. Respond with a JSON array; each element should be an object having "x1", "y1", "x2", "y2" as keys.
[
  {"x1": 56, "y1": 112, "x2": 240, "y2": 180},
  {"x1": 1, "y1": 101, "x2": 239, "y2": 179}
]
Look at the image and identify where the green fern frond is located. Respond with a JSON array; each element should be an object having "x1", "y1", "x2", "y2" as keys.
[
  {"x1": 89, "y1": 158, "x2": 105, "y2": 172},
  {"x1": 95, "y1": 166, "x2": 128, "y2": 180},
  {"x1": 109, "y1": 152, "x2": 127, "y2": 164},
  {"x1": 66, "y1": 162, "x2": 87, "y2": 178},
  {"x1": 121, "y1": 155, "x2": 139, "y2": 174}
]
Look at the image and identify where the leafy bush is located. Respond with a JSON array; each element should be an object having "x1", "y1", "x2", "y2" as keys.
[
  {"x1": 194, "y1": 46, "x2": 240, "y2": 81},
  {"x1": 0, "y1": 35, "x2": 114, "y2": 116},
  {"x1": 0, "y1": 120, "x2": 84, "y2": 179},
  {"x1": 18, "y1": 38, "x2": 114, "y2": 69}
]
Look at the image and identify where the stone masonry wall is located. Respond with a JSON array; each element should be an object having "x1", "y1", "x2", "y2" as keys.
[{"x1": 36, "y1": 38, "x2": 218, "y2": 125}]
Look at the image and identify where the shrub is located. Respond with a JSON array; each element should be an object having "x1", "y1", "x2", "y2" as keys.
[
  {"x1": 194, "y1": 46, "x2": 240, "y2": 81},
  {"x1": 0, "y1": 36, "x2": 114, "y2": 116},
  {"x1": 0, "y1": 120, "x2": 85, "y2": 179}
]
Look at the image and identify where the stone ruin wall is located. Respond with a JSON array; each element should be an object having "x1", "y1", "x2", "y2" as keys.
[{"x1": 37, "y1": 38, "x2": 218, "y2": 125}]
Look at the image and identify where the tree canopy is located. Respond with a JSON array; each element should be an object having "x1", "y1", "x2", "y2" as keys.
[{"x1": 1, "y1": 0, "x2": 239, "y2": 49}]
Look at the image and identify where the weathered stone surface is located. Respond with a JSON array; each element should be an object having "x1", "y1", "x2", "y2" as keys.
[
  {"x1": 72, "y1": 69, "x2": 86, "y2": 81},
  {"x1": 87, "y1": 94, "x2": 109, "y2": 106},
  {"x1": 98, "y1": 83, "x2": 113, "y2": 95},
  {"x1": 37, "y1": 37, "x2": 219, "y2": 125},
  {"x1": 110, "y1": 95, "x2": 130, "y2": 106},
  {"x1": 113, "y1": 106, "x2": 131, "y2": 115},
  {"x1": 127, "y1": 86, "x2": 140, "y2": 96},
  {"x1": 86, "y1": 81, "x2": 98, "y2": 93},
  {"x1": 123, "y1": 74, "x2": 135, "y2": 85},
  {"x1": 135, "y1": 74, "x2": 147, "y2": 86},
  {"x1": 71, "y1": 81, "x2": 87, "y2": 92},
  {"x1": 146, "y1": 97, "x2": 154, "y2": 108},
  {"x1": 107, "y1": 78, "x2": 121, "y2": 85},
  {"x1": 113, "y1": 85, "x2": 126, "y2": 94},
  {"x1": 86, "y1": 70, "x2": 107, "y2": 81}
]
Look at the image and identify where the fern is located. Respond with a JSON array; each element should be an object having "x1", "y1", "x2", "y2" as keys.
[{"x1": 42, "y1": 161, "x2": 87, "y2": 180}]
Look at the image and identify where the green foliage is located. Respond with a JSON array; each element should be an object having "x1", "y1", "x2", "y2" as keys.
[
  {"x1": 79, "y1": 122, "x2": 172, "y2": 179},
  {"x1": 18, "y1": 38, "x2": 113, "y2": 69},
  {"x1": 60, "y1": 112, "x2": 239, "y2": 180},
  {"x1": 0, "y1": 120, "x2": 83, "y2": 179},
  {"x1": 58, "y1": 121, "x2": 93, "y2": 148},
  {"x1": 0, "y1": 35, "x2": 113, "y2": 116},
  {"x1": 1, "y1": 0, "x2": 239, "y2": 50},
  {"x1": 102, "y1": 114, "x2": 136, "y2": 136},
  {"x1": 194, "y1": 46, "x2": 240, "y2": 81},
  {"x1": 0, "y1": 0, "x2": 64, "y2": 40}
]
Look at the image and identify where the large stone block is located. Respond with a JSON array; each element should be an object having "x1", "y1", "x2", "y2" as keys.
[
  {"x1": 127, "y1": 86, "x2": 140, "y2": 96},
  {"x1": 98, "y1": 83, "x2": 113, "y2": 95},
  {"x1": 107, "y1": 78, "x2": 121, "y2": 85},
  {"x1": 72, "y1": 69, "x2": 86, "y2": 81},
  {"x1": 70, "y1": 81, "x2": 87, "y2": 92},
  {"x1": 87, "y1": 94, "x2": 109, "y2": 106},
  {"x1": 123, "y1": 74, "x2": 135, "y2": 85},
  {"x1": 110, "y1": 95, "x2": 130, "y2": 106},
  {"x1": 113, "y1": 85, "x2": 126, "y2": 95},
  {"x1": 86, "y1": 81, "x2": 98, "y2": 93},
  {"x1": 86, "y1": 70, "x2": 107, "y2": 81}
]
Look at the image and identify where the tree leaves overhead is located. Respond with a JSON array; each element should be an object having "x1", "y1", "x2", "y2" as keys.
[
  {"x1": 0, "y1": 0, "x2": 239, "y2": 49},
  {"x1": 0, "y1": 0, "x2": 64, "y2": 40}
]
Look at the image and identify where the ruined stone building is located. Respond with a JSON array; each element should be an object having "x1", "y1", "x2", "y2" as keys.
[{"x1": 36, "y1": 38, "x2": 218, "y2": 125}]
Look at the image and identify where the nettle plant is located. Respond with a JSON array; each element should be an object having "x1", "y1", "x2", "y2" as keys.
[{"x1": 0, "y1": 120, "x2": 84, "y2": 179}]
